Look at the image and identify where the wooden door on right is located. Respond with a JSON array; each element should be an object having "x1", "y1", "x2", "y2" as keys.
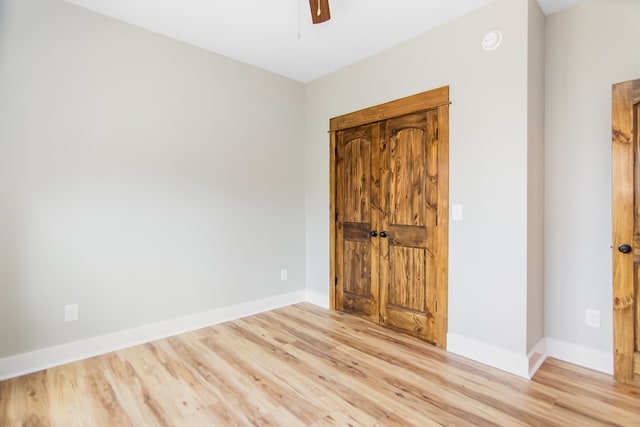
[
  {"x1": 379, "y1": 111, "x2": 439, "y2": 343},
  {"x1": 612, "y1": 78, "x2": 640, "y2": 387}
]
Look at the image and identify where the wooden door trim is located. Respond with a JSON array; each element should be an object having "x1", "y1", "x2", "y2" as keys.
[
  {"x1": 329, "y1": 86, "x2": 450, "y2": 132},
  {"x1": 612, "y1": 79, "x2": 639, "y2": 385},
  {"x1": 434, "y1": 103, "x2": 450, "y2": 347},
  {"x1": 329, "y1": 86, "x2": 450, "y2": 348},
  {"x1": 329, "y1": 131, "x2": 337, "y2": 311}
]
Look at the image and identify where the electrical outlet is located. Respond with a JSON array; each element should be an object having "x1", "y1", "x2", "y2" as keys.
[
  {"x1": 280, "y1": 269, "x2": 288, "y2": 281},
  {"x1": 64, "y1": 304, "x2": 79, "y2": 322},
  {"x1": 585, "y1": 308, "x2": 600, "y2": 328}
]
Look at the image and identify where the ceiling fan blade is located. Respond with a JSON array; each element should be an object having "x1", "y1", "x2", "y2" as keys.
[{"x1": 309, "y1": 0, "x2": 331, "y2": 24}]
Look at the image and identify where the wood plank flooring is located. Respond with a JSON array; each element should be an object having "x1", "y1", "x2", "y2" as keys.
[{"x1": 1, "y1": 303, "x2": 639, "y2": 426}]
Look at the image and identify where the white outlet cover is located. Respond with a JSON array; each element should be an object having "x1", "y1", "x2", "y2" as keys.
[
  {"x1": 585, "y1": 309, "x2": 600, "y2": 328},
  {"x1": 64, "y1": 304, "x2": 79, "y2": 322}
]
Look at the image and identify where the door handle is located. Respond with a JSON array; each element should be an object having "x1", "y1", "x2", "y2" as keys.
[
  {"x1": 618, "y1": 244, "x2": 632, "y2": 254},
  {"x1": 370, "y1": 230, "x2": 378, "y2": 237},
  {"x1": 380, "y1": 231, "x2": 388, "y2": 238}
]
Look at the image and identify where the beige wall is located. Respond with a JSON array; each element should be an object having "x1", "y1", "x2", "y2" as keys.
[
  {"x1": 0, "y1": 0, "x2": 306, "y2": 357},
  {"x1": 305, "y1": 0, "x2": 535, "y2": 356},
  {"x1": 3, "y1": 0, "x2": 637, "y2": 374},
  {"x1": 545, "y1": 0, "x2": 640, "y2": 352},
  {"x1": 526, "y1": 0, "x2": 546, "y2": 353}
]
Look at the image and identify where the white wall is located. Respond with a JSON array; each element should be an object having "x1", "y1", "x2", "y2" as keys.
[
  {"x1": 3, "y1": 0, "x2": 636, "y2": 378},
  {"x1": 0, "y1": 0, "x2": 306, "y2": 358},
  {"x1": 545, "y1": 0, "x2": 640, "y2": 353},
  {"x1": 305, "y1": 0, "x2": 534, "y2": 362}
]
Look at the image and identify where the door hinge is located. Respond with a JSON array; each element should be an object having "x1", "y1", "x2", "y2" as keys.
[
  {"x1": 436, "y1": 128, "x2": 439, "y2": 140},
  {"x1": 435, "y1": 301, "x2": 438, "y2": 312},
  {"x1": 335, "y1": 276, "x2": 338, "y2": 287}
]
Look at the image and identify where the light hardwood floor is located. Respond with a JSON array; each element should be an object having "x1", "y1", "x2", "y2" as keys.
[{"x1": 1, "y1": 303, "x2": 639, "y2": 426}]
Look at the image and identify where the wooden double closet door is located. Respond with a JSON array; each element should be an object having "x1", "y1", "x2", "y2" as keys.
[{"x1": 329, "y1": 87, "x2": 449, "y2": 348}]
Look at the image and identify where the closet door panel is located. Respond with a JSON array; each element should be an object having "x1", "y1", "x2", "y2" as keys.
[
  {"x1": 390, "y1": 127, "x2": 426, "y2": 227},
  {"x1": 335, "y1": 124, "x2": 380, "y2": 321},
  {"x1": 389, "y1": 246, "x2": 426, "y2": 312},
  {"x1": 380, "y1": 111, "x2": 438, "y2": 342}
]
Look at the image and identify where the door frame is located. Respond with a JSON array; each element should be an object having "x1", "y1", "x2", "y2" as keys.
[
  {"x1": 329, "y1": 86, "x2": 450, "y2": 347},
  {"x1": 612, "y1": 79, "x2": 640, "y2": 385}
]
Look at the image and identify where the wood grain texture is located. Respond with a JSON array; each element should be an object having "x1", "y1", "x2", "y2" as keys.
[
  {"x1": 329, "y1": 86, "x2": 449, "y2": 132},
  {"x1": 330, "y1": 130, "x2": 337, "y2": 311},
  {"x1": 308, "y1": 0, "x2": 330, "y2": 24},
  {"x1": 636, "y1": 104, "x2": 640, "y2": 355},
  {"x1": 434, "y1": 103, "x2": 449, "y2": 348},
  {"x1": 390, "y1": 128, "x2": 426, "y2": 227},
  {"x1": 340, "y1": 137, "x2": 371, "y2": 223},
  {"x1": 344, "y1": 240, "x2": 370, "y2": 297},
  {"x1": 331, "y1": 89, "x2": 449, "y2": 348},
  {"x1": 335, "y1": 124, "x2": 379, "y2": 322},
  {"x1": 2, "y1": 303, "x2": 639, "y2": 426},
  {"x1": 612, "y1": 79, "x2": 640, "y2": 386},
  {"x1": 370, "y1": 123, "x2": 382, "y2": 325},
  {"x1": 381, "y1": 111, "x2": 437, "y2": 343},
  {"x1": 378, "y1": 118, "x2": 391, "y2": 329},
  {"x1": 389, "y1": 246, "x2": 426, "y2": 311}
]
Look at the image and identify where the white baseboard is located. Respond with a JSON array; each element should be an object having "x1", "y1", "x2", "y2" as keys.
[
  {"x1": 447, "y1": 333, "x2": 531, "y2": 379},
  {"x1": 527, "y1": 338, "x2": 547, "y2": 378},
  {"x1": 0, "y1": 293, "x2": 614, "y2": 381},
  {"x1": 545, "y1": 338, "x2": 613, "y2": 375},
  {"x1": 305, "y1": 290, "x2": 330, "y2": 309},
  {"x1": 0, "y1": 290, "x2": 307, "y2": 381},
  {"x1": 447, "y1": 334, "x2": 612, "y2": 378}
]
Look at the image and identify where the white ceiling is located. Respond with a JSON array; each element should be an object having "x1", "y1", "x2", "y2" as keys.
[{"x1": 65, "y1": 0, "x2": 586, "y2": 83}]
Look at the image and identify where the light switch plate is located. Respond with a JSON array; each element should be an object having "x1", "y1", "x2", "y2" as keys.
[{"x1": 452, "y1": 204, "x2": 463, "y2": 221}]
